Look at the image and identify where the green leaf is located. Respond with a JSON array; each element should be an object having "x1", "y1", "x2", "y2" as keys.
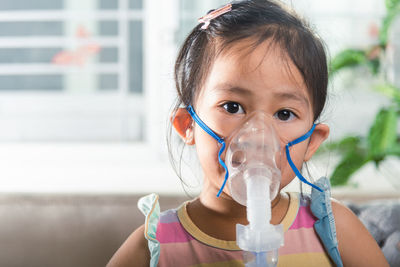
[
  {"x1": 386, "y1": 143, "x2": 400, "y2": 156},
  {"x1": 366, "y1": 57, "x2": 380, "y2": 75},
  {"x1": 329, "y1": 49, "x2": 366, "y2": 76},
  {"x1": 330, "y1": 150, "x2": 368, "y2": 186},
  {"x1": 379, "y1": 6, "x2": 400, "y2": 46},
  {"x1": 374, "y1": 83, "x2": 400, "y2": 103},
  {"x1": 367, "y1": 106, "x2": 398, "y2": 162},
  {"x1": 323, "y1": 136, "x2": 362, "y2": 153},
  {"x1": 386, "y1": 0, "x2": 400, "y2": 11}
]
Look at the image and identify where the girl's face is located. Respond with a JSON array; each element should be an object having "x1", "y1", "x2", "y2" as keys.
[{"x1": 187, "y1": 39, "x2": 329, "y2": 198}]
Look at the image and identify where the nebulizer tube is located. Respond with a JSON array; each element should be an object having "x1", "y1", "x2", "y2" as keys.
[
  {"x1": 226, "y1": 113, "x2": 284, "y2": 267},
  {"x1": 237, "y1": 168, "x2": 283, "y2": 267}
]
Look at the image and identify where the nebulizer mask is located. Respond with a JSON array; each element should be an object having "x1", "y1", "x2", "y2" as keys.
[
  {"x1": 186, "y1": 105, "x2": 322, "y2": 267},
  {"x1": 226, "y1": 112, "x2": 283, "y2": 267}
]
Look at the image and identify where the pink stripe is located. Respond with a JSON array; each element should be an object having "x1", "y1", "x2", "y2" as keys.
[
  {"x1": 156, "y1": 222, "x2": 194, "y2": 243},
  {"x1": 159, "y1": 239, "x2": 242, "y2": 266},
  {"x1": 279, "y1": 227, "x2": 325, "y2": 255},
  {"x1": 290, "y1": 206, "x2": 317, "y2": 230}
]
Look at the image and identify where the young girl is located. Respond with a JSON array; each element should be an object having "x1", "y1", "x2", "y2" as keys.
[{"x1": 108, "y1": 1, "x2": 389, "y2": 266}]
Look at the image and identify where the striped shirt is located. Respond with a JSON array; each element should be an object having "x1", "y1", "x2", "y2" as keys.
[{"x1": 155, "y1": 192, "x2": 334, "y2": 267}]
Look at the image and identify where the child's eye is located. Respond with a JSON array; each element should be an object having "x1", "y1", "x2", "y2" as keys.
[
  {"x1": 275, "y1": 109, "x2": 296, "y2": 121},
  {"x1": 222, "y1": 102, "x2": 245, "y2": 114}
]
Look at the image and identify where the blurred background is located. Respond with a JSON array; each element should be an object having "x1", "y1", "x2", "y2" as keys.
[
  {"x1": 0, "y1": 1, "x2": 399, "y2": 267},
  {"x1": 0, "y1": 0, "x2": 398, "y2": 195}
]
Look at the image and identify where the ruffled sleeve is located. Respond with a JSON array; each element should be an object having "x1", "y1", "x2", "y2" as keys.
[
  {"x1": 137, "y1": 193, "x2": 161, "y2": 267},
  {"x1": 310, "y1": 177, "x2": 343, "y2": 267}
]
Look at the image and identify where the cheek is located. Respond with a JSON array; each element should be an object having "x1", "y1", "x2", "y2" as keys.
[
  {"x1": 194, "y1": 126, "x2": 223, "y2": 176},
  {"x1": 278, "y1": 142, "x2": 309, "y2": 188},
  {"x1": 277, "y1": 123, "x2": 311, "y2": 145}
]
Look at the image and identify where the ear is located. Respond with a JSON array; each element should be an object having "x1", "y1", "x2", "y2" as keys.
[
  {"x1": 171, "y1": 108, "x2": 195, "y2": 145},
  {"x1": 304, "y1": 123, "x2": 330, "y2": 161}
]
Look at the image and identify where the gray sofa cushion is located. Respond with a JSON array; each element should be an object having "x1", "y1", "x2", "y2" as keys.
[
  {"x1": 0, "y1": 194, "x2": 188, "y2": 267},
  {"x1": 347, "y1": 200, "x2": 400, "y2": 267},
  {"x1": 1, "y1": 193, "x2": 398, "y2": 267}
]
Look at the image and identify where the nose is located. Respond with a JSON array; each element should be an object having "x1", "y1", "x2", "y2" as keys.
[
  {"x1": 228, "y1": 111, "x2": 281, "y2": 170},
  {"x1": 236, "y1": 111, "x2": 280, "y2": 151}
]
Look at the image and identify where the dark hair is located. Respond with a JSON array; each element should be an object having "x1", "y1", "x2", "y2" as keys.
[
  {"x1": 174, "y1": 0, "x2": 328, "y2": 121},
  {"x1": 169, "y1": 0, "x2": 328, "y2": 191}
]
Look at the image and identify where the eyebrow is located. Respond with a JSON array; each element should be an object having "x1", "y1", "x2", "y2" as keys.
[
  {"x1": 213, "y1": 83, "x2": 309, "y2": 106},
  {"x1": 273, "y1": 91, "x2": 310, "y2": 106},
  {"x1": 212, "y1": 84, "x2": 253, "y2": 96}
]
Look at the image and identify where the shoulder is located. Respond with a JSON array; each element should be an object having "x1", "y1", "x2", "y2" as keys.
[
  {"x1": 331, "y1": 199, "x2": 389, "y2": 267},
  {"x1": 106, "y1": 224, "x2": 150, "y2": 267}
]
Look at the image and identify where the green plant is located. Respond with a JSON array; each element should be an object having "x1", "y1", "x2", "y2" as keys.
[{"x1": 324, "y1": 0, "x2": 400, "y2": 186}]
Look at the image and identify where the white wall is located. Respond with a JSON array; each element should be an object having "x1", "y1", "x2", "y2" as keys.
[{"x1": 0, "y1": 0, "x2": 398, "y2": 195}]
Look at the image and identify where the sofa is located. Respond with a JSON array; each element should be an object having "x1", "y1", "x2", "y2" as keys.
[
  {"x1": 0, "y1": 193, "x2": 188, "y2": 267},
  {"x1": 0, "y1": 193, "x2": 398, "y2": 267}
]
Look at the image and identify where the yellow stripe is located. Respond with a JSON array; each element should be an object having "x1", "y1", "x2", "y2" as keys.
[
  {"x1": 283, "y1": 192, "x2": 299, "y2": 232},
  {"x1": 278, "y1": 252, "x2": 334, "y2": 267},
  {"x1": 144, "y1": 194, "x2": 159, "y2": 241},
  {"x1": 177, "y1": 201, "x2": 240, "y2": 250}
]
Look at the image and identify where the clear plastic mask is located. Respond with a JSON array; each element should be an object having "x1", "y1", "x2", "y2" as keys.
[
  {"x1": 226, "y1": 112, "x2": 281, "y2": 206},
  {"x1": 186, "y1": 105, "x2": 323, "y2": 197}
]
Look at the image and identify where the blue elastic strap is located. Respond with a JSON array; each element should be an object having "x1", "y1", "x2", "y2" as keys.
[
  {"x1": 187, "y1": 105, "x2": 322, "y2": 194},
  {"x1": 285, "y1": 124, "x2": 323, "y2": 192},
  {"x1": 186, "y1": 105, "x2": 229, "y2": 197}
]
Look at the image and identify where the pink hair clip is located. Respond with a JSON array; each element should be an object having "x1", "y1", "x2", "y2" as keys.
[{"x1": 198, "y1": 3, "x2": 232, "y2": 30}]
